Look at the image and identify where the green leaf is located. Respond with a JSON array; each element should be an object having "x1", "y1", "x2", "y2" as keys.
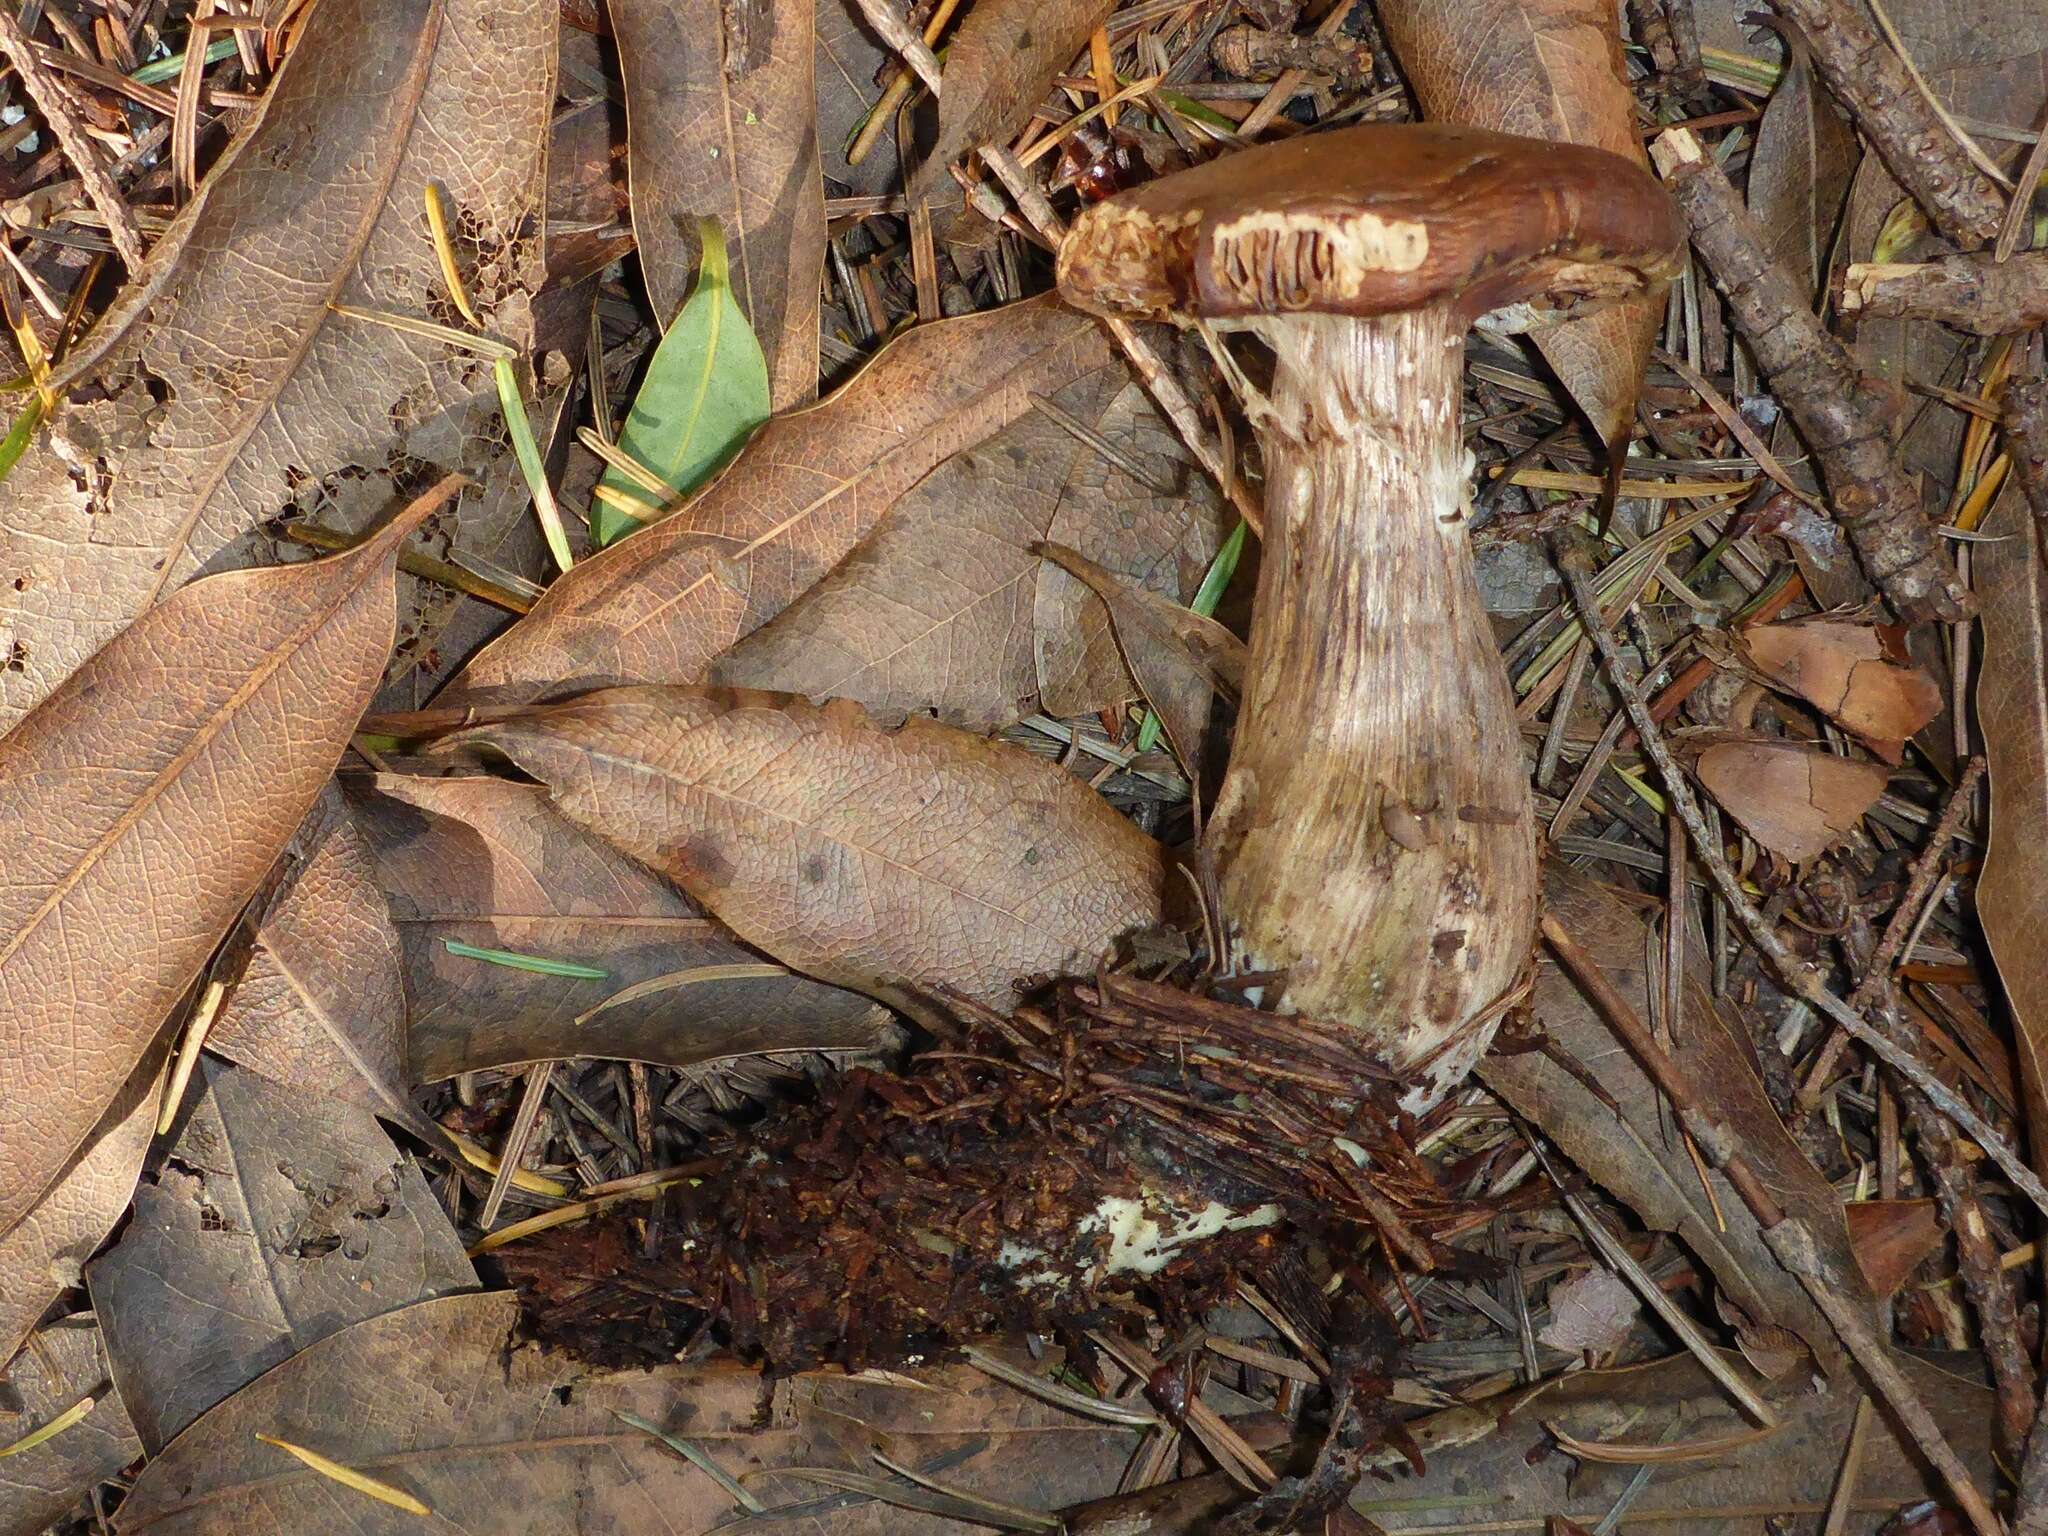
[
  {"x1": 439, "y1": 938, "x2": 609, "y2": 981},
  {"x1": 594, "y1": 218, "x2": 770, "y2": 547},
  {"x1": 0, "y1": 391, "x2": 48, "y2": 489}
]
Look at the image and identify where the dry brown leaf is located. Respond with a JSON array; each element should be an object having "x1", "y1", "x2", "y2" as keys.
[
  {"x1": 441, "y1": 295, "x2": 1109, "y2": 709},
  {"x1": 0, "y1": 502, "x2": 431, "y2": 1243},
  {"x1": 1036, "y1": 541, "x2": 1245, "y2": 779},
  {"x1": 0, "y1": 0, "x2": 554, "y2": 732},
  {"x1": 88, "y1": 1061, "x2": 474, "y2": 1453},
  {"x1": 611, "y1": 0, "x2": 826, "y2": 407},
  {"x1": 1844, "y1": 1197, "x2": 1945, "y2": 1298},
  {"x1": 118, "y1": 1291, "x2": 1141, "y2": 1534},
  {"x1": 204, "y1": 784, "x2": 425, "y2": 1134},
  {"x1": 1738, "y1": 620, "x2": 1941, "y2": 762},
  {"x1": 712, "y1": 369, "x2": 1224, "y2": 728},
  {"x1": 348, "y1": 773, "x2": 898, "y2": 1079},
  {"x1": 439, "y1": 687, "x2": 1168, "y2": 1017},
  {"x1": 1376, "y1": 0, "x2": 1659, "y2": 450},
  {"x1": 913, "y1": 0, "x2": 1115, "y2": 198},
  {"x1": 1977, "y1": 479, "x2": 2048, "y2": 1174},
  {"x1": 1695, "y1": 739, "x2": 1890, "y2": 862},
  {"x1": 1483, "y1": 864, "x2": 1870, "y2": 1374},
  {"x1": 1539, "y1": 1267, "x2": 1640, "y2": 1354},
  {"x1": 1746, "y1": 38, "x2": 1857, "y2": 302},
  {"x1": 0, "y1": 1049, "x2": 161, "y2": 1368},
  {"x1": 0, "y1": 1318, "x2": 139, "y2": 1536}
]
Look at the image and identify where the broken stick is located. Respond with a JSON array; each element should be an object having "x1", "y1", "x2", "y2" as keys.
[
  {"x1": 1651, "y1": 127, "x2": 1970, "y2": 623},
  {"x1": 1842, "y1": 252, "x2": 2048, "y2": 335}
]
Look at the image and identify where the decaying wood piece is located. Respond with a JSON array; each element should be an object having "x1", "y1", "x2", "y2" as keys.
[
  {"x1": 1058, "y1": 124, "x2": 1681, "y2": 1103},
  {"x1": 1767, "y1": 0, "x2": 2006, "y2": 250},
  {"x1": 500, "y1": 975, "x2": 1466, "y2": 1381},
  {"x1": 1652, "y1": 127, "x2": 1970, "y2": 623},
  {"x1": 1841, "y1": 251, "x2": 2048, "y2": 334}
]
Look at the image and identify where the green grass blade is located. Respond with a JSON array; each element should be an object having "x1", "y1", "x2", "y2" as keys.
[
  {"x1": 494, "y1": 355, "x2": 575, "y2": 574},
  {"x1": 594, "y1": 218, "x2": 770, "y2": 547},
  {"x1": 0, "y1": 391, "x2": 49, "y2": 489},
  {"x1": 440, "y1": 938, "x2": 608, "y2": 980}
]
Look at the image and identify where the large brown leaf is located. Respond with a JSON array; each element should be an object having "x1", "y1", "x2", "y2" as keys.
[
  {"x1": 713, "y1": 368, "x2": 1223, "y2": 727},
  {"x1": 204, "y1": 784, "x2": 424, "y2": 1134},
  {"x1": 1377, "y1": 0, "x2": 1659, "y2": 450},
  {"x1": 0, "y1": 1048, "x2": 160, "y2": 1369},
  {"x1": 1978, "y1": 480, "x2": 2048, "y2": 1173},
  {"x1": 440, "y1": 687, "x2": 1169, "y2": 1015},
  {"x1": 1482, "y1": 864, "x2": 1871, "y2": 1376},
  {"x1": 0, "y1": 1318, "x2": 140, "y2": 1536},
  {"x1": 0, "y1": 0, "x2": 554, "y2": 731},
  {"x1": 88, "y1": 1061, "x2": 475, "y2": 1453},
  {"x1": 439, "y1": 295, "x2": 1108, "y2": 707},
  {"x1": 118, "y1": 1291, "x2": 1140, "y2": 1535},
  {"x1": 348, "y1": 773, "x2": 898, "y2": 1079},
  {"x1": 914, "y1": 0, "x2": 1115, "y2": 198},
  {"x1": 611, "y1": 0, "x2": 825, "y2": 407},
  {"x1": 0, "y1": 501, "x2": 429, "y2": 1241}
]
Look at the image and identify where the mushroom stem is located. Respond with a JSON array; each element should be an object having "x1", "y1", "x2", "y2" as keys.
[{"x1": 1211, "y1": 309, "x2": 1537, "y2": 1106}]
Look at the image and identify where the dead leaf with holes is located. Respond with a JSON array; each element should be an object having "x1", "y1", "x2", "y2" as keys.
[
  {"x1": 0, "y1": 0, "x2": 554, "y2": 733},
  {"x1": 436, "y1": 687, "x2": 1169, "y2": 1019},
  {"x1": 610, "y1": 0, "x2": 826, "y2": 406},
  {"x1": 0, "y1": 500, "x2": 431, "y2": 1246},
  {"x1": 712, "y1": 368, "x2": 1225, "y2": 729},
  {"x1": 87, "y1": 1061, "x2": 475, "y2": 1453},
  {"x1": 1695, "y1": 738, "x2": 1890, "y2": 862},
  {"x1": 1738, "y1": 620, "x2": 1941, "y2": 763},
  {"x1": 441, "y1": 295, "x2": 1109, "y2": 708}
]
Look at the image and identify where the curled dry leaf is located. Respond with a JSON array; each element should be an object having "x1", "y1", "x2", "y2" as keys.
[
  {"x1": 712, "y1": 369, "x2": 1225, "y2": 729},
  {"x1": 438, "y1": 687, "x2": 1169, "y2": 1017},
  {"x1": 1737, "y1": 620, "x2": 1942, "y2": 762},
  {"x1": 442, "y1": 296, "x2": 1109, "y2": 708},
  {"x1": 1483, "y1": 865, "x2": 1870, "y2": 1375},
  {"x1": 1695, "y1": 738, "x2": 1890, "y2": 862},
  {"x1": 1036, "y1": 541, "x2": 1245, "y2": 779},
  {"x1": 1376, "y1": 0, "x2": 1659, "y2": 451},
  {"x1": 347, "y1": 773, "x2": 897, "y2": 1080},
  {"x1": 611, "y1": 0, "x2": 825, "y2": 407},
  {"x1": 0, "y1": 0, "x2": 554, "y2": 731},
  {"x1": 0, "y1": 1318, "x2": 140, "y2": 1536},
  {"x1": 0, "y1": 1048, "x2": 161, "y2": 1369},
  {"x1": 88, "y1": 1062, "x2": 474, "y2": 1453},
  {"x1": 1844, "y1": 1197, "x2": 1946, "y2": 1299},
  {"x1": 1976, "y1": 479, "x2": 2048, "y2": 1172},
  {"x1": 0, "y1": 501, "x2": 430, "y2": 1243},
  {"x1": 914, "y1": 0, "x2": 1117, "y2": 198},
  {"x1": 118, "y1": 1291, "x2": 1142, "y2": 1534}
]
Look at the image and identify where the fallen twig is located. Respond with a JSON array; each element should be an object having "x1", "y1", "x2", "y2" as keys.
[
  {"x1": 851, "y1": 0, "x2": 945, "y2": 98},
  {"x1": 1842, "y1": 252, "x2": 2048, "y2": 335},
  {"x1": 1651, "y1": 127, "x2": 1970, "y2": 622},
  {"x1": 1766, "y1": 0, "x2": 2005, "y2": 249}
]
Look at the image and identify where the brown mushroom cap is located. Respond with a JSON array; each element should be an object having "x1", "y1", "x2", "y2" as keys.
[{"x1": 1056, "y1": 123, "x2": 1684, "y2": 330}]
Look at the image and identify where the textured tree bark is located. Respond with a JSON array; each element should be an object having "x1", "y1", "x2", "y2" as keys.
[
  {"x1": 1842, "y1": 253, "x2": 2048, "y2": 335},
  {"x1": 1767, "y1": 0, "x2": 2006, "y2": 251},
  {"x1": 1652, "y1": 128, "x2": 1970, "y2": 623},
  {"x1": 1209, "y1": 310, "x2": 1539, "y2": 1108}
]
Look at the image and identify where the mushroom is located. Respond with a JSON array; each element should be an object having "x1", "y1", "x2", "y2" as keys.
[{"x1": 1057, "y1": 124, "x2": 1684, "y2": 1105}]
